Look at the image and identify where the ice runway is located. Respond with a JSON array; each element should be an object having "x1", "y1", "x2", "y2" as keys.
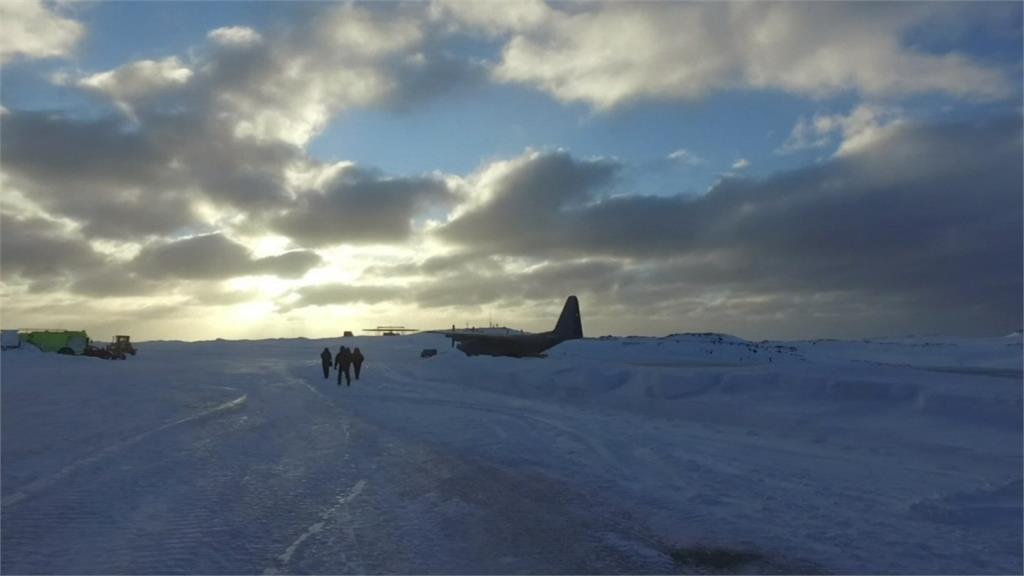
[{"x1": 3, "y1": 333, "x2": 1021, "y2": 573}]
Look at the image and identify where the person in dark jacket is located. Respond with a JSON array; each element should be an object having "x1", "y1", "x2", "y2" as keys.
[
  {"x1": 352, "y1": 348, "x2": 365, "y2": 380},
  {"x1": 335, "y1": 346, "x2": 352, "y2": 386},
  {"x1": 320, "y1": 347, "x2": 332, "y2": 379}
]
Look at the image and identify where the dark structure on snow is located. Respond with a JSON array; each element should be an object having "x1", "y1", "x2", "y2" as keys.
[{"x1": 434, "y1": 296, "x2": 583, "y2": 358}]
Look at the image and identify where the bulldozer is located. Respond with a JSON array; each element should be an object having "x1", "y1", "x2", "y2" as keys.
[
  {"x1": 83, "y1": 335, "x2": 137, "y2": 360},
  {"x1": 109, "y1": 335, "x2": 137, "y2": 358}
]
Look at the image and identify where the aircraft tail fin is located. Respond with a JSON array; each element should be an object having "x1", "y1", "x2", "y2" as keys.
[{"x1": 553, "y1": 295, "x2": 583, "y2": 340}]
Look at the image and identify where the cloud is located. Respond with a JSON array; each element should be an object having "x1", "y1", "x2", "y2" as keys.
[
  {"x1": 285, "y1": 283, "x2": 407, "y2": 309},
  {"x1": 440, "y1": 149, "x2": 620, "y2": 255},
  {"x1": 1, "y1": 111, "x2": 166, "y2": 192},
  {"x1": 430, "y1": 0, "x2": 551, "y2": 36},
  {"x1": 0, "y1": 0, "x2": 84, "y2": 63},
  {"x1": 253, "y1": 251, "x2": 322, "y2": 279},
  {"x1": 0, "y1": 109, "x2": 293, "y2": 239},
  {"x1": 433, "y1": 116, "x2": 1022, "y2": 336},
  {"x1": 271, "y1": 164, "x2": 456, "y2": 247},
  {"x1": 412, "y1": 258, "x2": 628, "y2": 310},
  {"x1": 207, "y1": 26, "x2": 263, "y2": 47},
  {"x1": 0, "y1": 214, "x2": 108, "y2": 285},
  {"x1": 668, "y1": 149, "x2": 704, "y2": 166},
  {"x1": 132, "y1": 233, "x2": 320, "y2": 280},
  {"x1": 76, "y1": 57, "x2": 194, "y2": 114},
  {"x1": 65, "y1": 246, "x2": 316, "y2": 299},
  {"x1": 2, "y1": 2, "x2": 1019, "y2": 339},
  {"x1": 285, "y1": 256, "x2": 628, "y2": 312},
  {"x1": 361, "y1": 251, "x2": 491, "y2": 279},
  {"x1": 0, "y1": 3, "x2": 482, "y2": 247},
  {"x1": 181, "y1": 3, "x2": 482, "y2": 147},
  {"x1": 132, "y1": 234, "x2": 258, "y2": 280},
  {"x1": 778, "y1": 104, "x2": 905, "y2": 155},
  {"x1": 732, "y1": 158, "x2": 750, "y2": 170},
  {"x1": 485, "y1": 2, "x2": 1014, "y2": 110},
  {"x1": 68, "y1": 269, "x2": 163, "y2": 298}
]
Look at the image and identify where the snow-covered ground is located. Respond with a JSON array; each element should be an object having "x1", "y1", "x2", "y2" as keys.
[{"x1": 2, "y1": 333, "x2": 1021, "y2": 574}]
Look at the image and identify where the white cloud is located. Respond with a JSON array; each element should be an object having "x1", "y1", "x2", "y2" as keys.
[
  {"x1": 775, "y1": 116, "x2": 833, "y2": 154},
  {"x1": 732, "y1": 158, "x2": 750, "y2": 170},
  {"x1": 489, "y1": 2, "x2": 1013, "y2": 110},
  {"x1": 198, "y1": 3, "x2": 469, "y2": 146},
  {"x1": 430, "y1": 0, "x2": 552, "y2": 36},
  {"x1": 0, "y1": 0, "x2": 84, "y2": 63},
  {"x1": 667, "y1": 149, "x2": 703, "y2": 166},
  {"x1": 320, "y1": 4, "x2": 424, "y2": 58},
  {"x1": 77, "y1": 57, "x2": 193, "y2": 111},
  {"x1": 778, "y1": 104, "x2": 906, "y2": 156},
  {"x1": 207, "y1": 26, "x2": 262, "y2": 47},
  {"x1": 829, "y1": 105, "x2": 908, "y2": 157},
  {"x1": 63, "y1": 4, "x2": 472, "y2": 148}
]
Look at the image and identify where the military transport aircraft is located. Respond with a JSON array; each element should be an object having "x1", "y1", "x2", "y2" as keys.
[{"x1": 431, "y1": 296, "x2": 583, "y2": 358}]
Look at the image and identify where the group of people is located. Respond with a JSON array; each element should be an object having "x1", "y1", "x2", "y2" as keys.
[{"x1": 319, "y1": 345, "x2": 365, "y2": 386}]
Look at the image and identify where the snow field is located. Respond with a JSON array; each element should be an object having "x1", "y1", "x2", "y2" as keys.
[{"x1": 2, "y1": 332, "x2": 1021, "y2": 573}]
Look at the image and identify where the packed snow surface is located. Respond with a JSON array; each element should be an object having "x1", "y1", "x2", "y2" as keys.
[{"x1": 2, "y1": 333, "x2": 1021, "y2": 574}]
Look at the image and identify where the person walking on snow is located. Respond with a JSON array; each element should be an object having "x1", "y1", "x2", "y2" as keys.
[
  {"x1": 320, "y1": 347, "x2": 332, "y2": 379},
  {"x1": 335, "y1": 345, "x2": 352, "y2": 386},
  {"x1": 352, "y1": 348, "x2": 365, "y2": 380}
]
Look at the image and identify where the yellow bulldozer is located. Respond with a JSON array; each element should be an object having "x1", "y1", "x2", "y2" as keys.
[{"x1": 108, "y1": 335, "x2": 137, "y2": 359}]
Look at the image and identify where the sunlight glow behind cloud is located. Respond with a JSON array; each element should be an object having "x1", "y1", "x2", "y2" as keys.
[{"x1": 0, "y1": 1, "x2": 1020, "y2": 340}]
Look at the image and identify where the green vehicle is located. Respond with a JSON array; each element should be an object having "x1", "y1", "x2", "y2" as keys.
[{"x1": 21, "y1": 330, "x2": 90, "y2": 355}]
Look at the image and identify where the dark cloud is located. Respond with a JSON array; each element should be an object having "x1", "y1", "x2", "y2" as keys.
[
  {"x1": 412, "y1": 258, "x2": 627, "y2": 309},
  {"x1": 1, "y1": 2, "x2": 480, "y2": 246},
  {"x1": 142, "y1": 112, "x2": 298, "y2": 209},
  {"x1": 68, "y1": 267, "x2": 163, "y2": 298},
  {"x1": 441, "y1": 150, "x2": 620, "y2": 255},
  {"x1": 1, "y1": 111, "x2": 164, "y2": 190},
  {"x1": 0, "y1": 213, "x2": 109, "y2": 284},
  {"x1": 382, "y1": 50, "x2": 489, "y2": 112},
  {"x1": 253, "y1": 251, "x2": 322, "y2": 279},
  {"x1": 132, "y1": 233, "x2": 320, "y2": 281},
  {"x1": 436, "y1": 117, "x2": 1023, "y2": 336},
  {"x1": 288, "y1": 255, "x2": 629, "y2": 311},
  {"x1": 0, "y1": 111, "x2": 202, "y2": 239},
  {"x1": 272, "y1": 166, "x2": 455, "y2": 246},
  {"x1": 360, "y1": 251, "x2": 492, "y2": 279},
  {"x1": 133, "y1": 234, "x2": 252, "y2": 280},
  {"x1": 2, "y1": 3, "x2": 482, "y2": 244},
  {"x1": 0, "y1": 109, "x2": 297, "y2": 240}
]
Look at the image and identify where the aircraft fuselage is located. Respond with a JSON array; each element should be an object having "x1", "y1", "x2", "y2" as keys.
[{"x1": 455, "y1": 333, "x2": 563, "y2": 357}]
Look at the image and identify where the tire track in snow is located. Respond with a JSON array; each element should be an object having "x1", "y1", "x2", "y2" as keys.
[
  {"x1": 279, "y1": 364, "x2": 327, "y2": 398},
  {"x1": 344, "y1": 392, "x2": 622, "y2": 473},
  {"x1": 263, "y1": 479, "x2": 368, "y2": 575},
  {"x1": 3, "y1": 394, "x2": 248, "y2": 509},
  {"x1": 263, "y1": 365, "x2": 364, "y2": 574}
]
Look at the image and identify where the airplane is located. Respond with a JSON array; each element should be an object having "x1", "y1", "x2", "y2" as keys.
[{"x1": 432, "y1": 295, "x2": 583, "y2": 358}]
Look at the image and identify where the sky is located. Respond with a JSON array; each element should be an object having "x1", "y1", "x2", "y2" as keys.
[{"x1": 0, "y1": 0, "x2": 1021, "y2": 341}]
